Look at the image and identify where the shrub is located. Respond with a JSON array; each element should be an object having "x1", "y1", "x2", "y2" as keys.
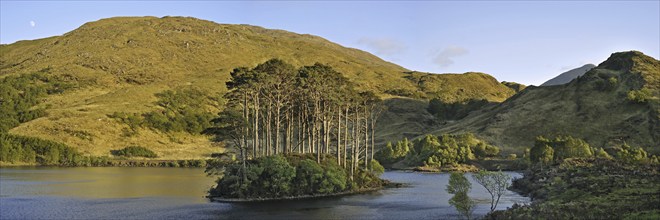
[
  {"x1": 110, "y1": 87, "x2": 217, "y2": 134},
  {"x1": 474, "y1": 142, "x2": 500, "y2": 159},
  {"x1": 0, "y1": 70, "x2": 75, "y2": 132},
  {"x1": 370, "y1": 159, "x2": 385, "y2": 176},
  {"x1": 428, "y1": 98, "x2": 489, "y2": 121},
  {"x1": 112, "y1": 146, "x2": 158, "y2": 158},
  {"x1": 627, "y1": 88, "x2": 653, "y2": 103},
  {"x1": 613, "y1": 144, "x2": 648, "y2": 163},
  {"x1": 530, "y1": 137, "x2": 554, "y2": 164},
  {"x1": 375, "y1": 139, "x2": 410, "y2": 166},
  {"x1": 530, "y1": 136, "x2": 592, "y2": 163},
  {"x1": 507, "y1": 154, "x2": 517, "y2": 160}
]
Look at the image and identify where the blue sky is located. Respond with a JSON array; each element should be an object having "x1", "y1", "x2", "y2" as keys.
[{"x1": 1, "y1": 1, "x2": 658, "y2": 85}]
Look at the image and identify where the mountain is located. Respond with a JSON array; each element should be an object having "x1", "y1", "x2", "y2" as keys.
[
  {"x1": 0, "y1": 16, "x2": 517, "y2": 158},
  {"x1": 541, "y1": 64, "x2": 596, "y2": 86},
  {"x1": 432, "y1": 51, "x2": 660, "y2": 153}
]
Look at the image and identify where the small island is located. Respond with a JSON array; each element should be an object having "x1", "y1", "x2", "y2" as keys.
[
  {"x1": 204, "y1": 59, "x2": 391, "y2": 201},
  {"x1": 208, "y1": 154, "x2": 386, "y2": 202}
]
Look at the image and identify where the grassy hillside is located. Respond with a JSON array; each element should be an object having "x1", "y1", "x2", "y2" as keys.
[
  {"x1": 432, "y1": 51, "x2": 660, "y2": 154},
  {"x1": 0, "y1": 16, "x2": 516, "y2": 159}
]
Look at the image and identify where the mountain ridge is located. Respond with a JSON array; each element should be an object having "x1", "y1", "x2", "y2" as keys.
[
  {"x1": 432, "y1": 51, "x2": 660, "y2": 153},
  {"x1": 541, "y1": 64, "x2": 596, "y2": 86}
]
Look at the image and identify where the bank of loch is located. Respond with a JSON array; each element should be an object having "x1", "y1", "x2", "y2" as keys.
[{"x1": 488, "y1": 158, "x2": 660, "y2": 219}]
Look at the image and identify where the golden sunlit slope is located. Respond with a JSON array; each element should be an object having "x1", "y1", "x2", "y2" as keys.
[
  {"x1": 1, "y1": 16, "x2": 517, "y2": 158},
  {"x1": 432, "y1": 51, "x2": 660, "y2": 154}
]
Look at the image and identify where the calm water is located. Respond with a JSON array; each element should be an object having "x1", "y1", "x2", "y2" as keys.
[{"x1": 0, "y1": 167, "x2": 529, "y2": 219}]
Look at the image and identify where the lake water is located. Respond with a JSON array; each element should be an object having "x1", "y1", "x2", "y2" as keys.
[{"x1": 0, "y1": 167, "x2": 529, "y2": 219}]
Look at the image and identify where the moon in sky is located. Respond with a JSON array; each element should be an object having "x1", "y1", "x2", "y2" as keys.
[{"x1": 30, "y1": 21, "x2": 35, "y2": 27}]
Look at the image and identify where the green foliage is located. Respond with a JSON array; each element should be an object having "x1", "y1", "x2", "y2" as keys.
[
  {"x1": 595, "y1": 76, "x2": 618, "y2": 91},
  {"x1": 473, "y1": 142, "x2": 501, "y2": 159},
  {"x1": 447, "y1": 172, "x2": 472, "y2": 194},
  {"x1": 530, "y1": 140, "x2": 554, "y2": 164},
  {"x1": 627, "y1": 88, "x2": 653, "y2": 103},
  {"x1": 369, "y1": 159, "x2": 385, "y2": 176},
  {"x1": 447, "y1": 172, "x2": 476, "y2": 220},
  {"x1": 374, "y1": 139, "x2": 410, "y2": 166},
  {"x1": 204, "y1": 108, "x2": 248, "y2": 147},
  {"x1": 613, "y1": 143, "x2": 649, "y2": 163},
  {"x1": 427, "y1": 98, "x2": 489, "y2": 121},
  {"x1": 404, "y1": 133, "x2": 484, "y2": 167},
  {"x1": 530, "y1": 136, "x2": 593, "y2": 163},
  {"x1": 110, "y1": 87, "x2": 217, "y2": 134},
  {"x1": 380, "y1": 133, "x2": 499, "y2": 169},
  {"x1": 111, "y1": 146, "x2": 158, "y2": 158},
  {"x1": 491, "y1": 158, "x2": 660, "y2": 219},
  {"x1": 472, "y1": 170, "x2": 512, "y2": 212},
  {"x1": 0, "y1": 133, "x2": 92, "y2": 166},
  {"x1": 0, "y1": 70, "x2": 74, "y2": 132},
  {"x1": 209, "y1": 154, "x2": 378, "y2": 199},
  {"x1": 253, "y1": 155, "x2": 296, "y2": 197},
  {"x1": 594, "y1": 147, "x2": 613, "y2": 159}
]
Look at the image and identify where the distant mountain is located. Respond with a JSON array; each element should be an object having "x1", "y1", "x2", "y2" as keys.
[
  {"x1": 541, "y1": 64, "x2": 596, "y2": 86},
  {"x1": 0, "y1": 16, "x2": 517, "y2": 158},
  {"x1": 433, "y1": 51, "x2": 660, "y2": 153}
]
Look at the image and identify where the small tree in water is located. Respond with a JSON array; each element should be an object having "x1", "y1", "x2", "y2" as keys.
[
  {"x1": 472, "y1": 170, "x2": 511, "y2": 212},
  {"x1": 446, "y1": 172, "x2": 476, "y2": 220}
]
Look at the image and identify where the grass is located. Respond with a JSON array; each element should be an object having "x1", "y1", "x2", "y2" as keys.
[
  {"x1": 431, "y1": 51, "x2": 660, "y2": 154},
  {"x1": 1, "y1": 16, "x2": 517, "y2": 159},
  {"x1": 489, "y1": 158, "x2": 660, "y2": 219}
]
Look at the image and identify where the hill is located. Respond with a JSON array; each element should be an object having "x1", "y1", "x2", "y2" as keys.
[
  {"x1": 0, "y1": 16, "x2": 517, "y2": 159},
  {"x1": 432, "y1": 51, "x2": 660, "y2": 154},
  {"x1": 541, "y1": 64, "x2": 596, "y2": 86}
]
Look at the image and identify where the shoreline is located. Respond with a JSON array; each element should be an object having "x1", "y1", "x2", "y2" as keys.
[
  {"x1": 0, "y1": 159, "x2": 209, "y2": 168},
  {"x1": 210, "y1": 182, "x2": 405, "y2": 203}
]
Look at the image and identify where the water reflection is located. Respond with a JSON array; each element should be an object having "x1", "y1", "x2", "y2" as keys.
[{"x1": 0, "y1": 168, "x2": 529, "y2": 219}]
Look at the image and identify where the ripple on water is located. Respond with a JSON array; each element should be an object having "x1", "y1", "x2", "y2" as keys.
[{"x1": 0, "y1": 168, "x2": 529, "y2": 219}]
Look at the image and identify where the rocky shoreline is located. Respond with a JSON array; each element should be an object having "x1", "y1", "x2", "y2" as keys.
[{"x1": 210, "y1": 182, "x2": 406, "y2": 203}]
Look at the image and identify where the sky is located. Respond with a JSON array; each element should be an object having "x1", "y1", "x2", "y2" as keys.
[{"x1": 1, "y1": 1, "x2": 659, "y2": 86}]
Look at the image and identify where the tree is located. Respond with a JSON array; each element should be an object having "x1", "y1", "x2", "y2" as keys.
[
  {"x1": 473, "y1": 143, "x2": 500, "y2": 159},
  {"x1": 212, "y1": 59, "x2": 384, "y2": 186},
  {"x1": 446, "y1": 172, "x2": 476, "y2": 220},
  {"x1": 614, "y1": 143, "x2": 648, "y2": 163},
  {"x1": 205, "y1": 108, "x2": 250, "y2": 183},
  {"x1": 551, "y1": 136, "x2": 592, "y2": 161},
  {"x1": 530, "y1": 137, "x2": 554, "y2": 164},
  {"x1": 472, "y1": 170, "x2": 511, "y2": 212}
]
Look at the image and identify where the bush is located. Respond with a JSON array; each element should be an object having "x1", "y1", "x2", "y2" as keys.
[
  {"x1": 0, "y1": 70, "x2": 75, "y2": 132},
  {"x1": 627, "y1": 88, "x2": 653, "y2": 103},
  {"x1": 110, "y1": 87, "x2": 217, "y2": 134},
  {"x1": 507, "y1": 154, "x2": 517, "y2": 160},
  {"x1": 404, "y1": 133, "x2": 486, "y2": 167},
  {"x1": 613, "y1": 144, "x2": 648, "y2": 163},
  {"x1": 375, "y1": 139, "x2": 410, "y2": 166},
  {"x1": 530, "y1": 136, "x2": 592, "y2": 163},
  {"x1": 112, "y1": 146, "x2": 158, "y2": 158},
  {"x1": 473, "y1": 142, "x2": 500, "y2": 159},
  {"x1": 0, "y1": 133, "x2": 98, "y2": 166},
  {"x1": 370, "y1": 159, "x2": 385, "y2": 176},
  {"x1": 428, "y1": 98, "x2": 489, "y2": 121},
  {"x1": 530, "y1": 137, "x2": 554, "y2": 164}
]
